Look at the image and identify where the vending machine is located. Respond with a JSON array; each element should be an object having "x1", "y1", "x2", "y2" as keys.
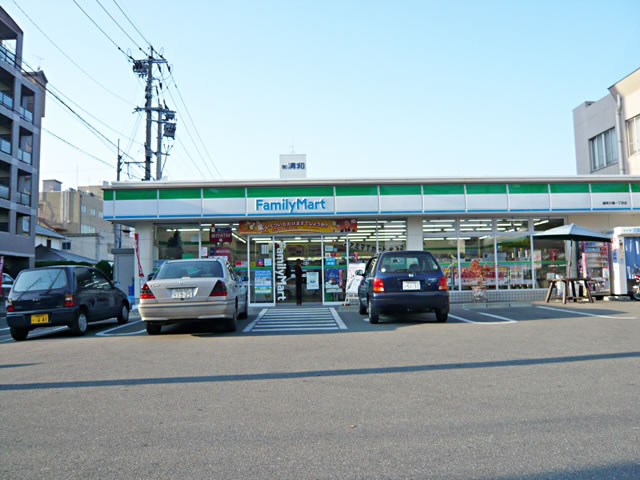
[{"x1": 609, "y1": 226, "x2": 640, "y2": 296}]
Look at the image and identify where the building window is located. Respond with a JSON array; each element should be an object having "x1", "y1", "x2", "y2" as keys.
[
  {"x1": 81, "y1": 224, "x2": 96, "y2": 234},
  {"x1": 62, "y1": 241, "x2": 71, "y2": 250},
  {"x1": 81, "y1": 205, "x2": 86, "y2": 214},
  {"x1": 628, "y1": 115, "x2": 640, "y2": 157},
  {"x1": 589, "y1": 128, "x2": 618, "y2": 171},
  {"x1": 91, "y1": 208, "x2": 96, "y2": 216}
]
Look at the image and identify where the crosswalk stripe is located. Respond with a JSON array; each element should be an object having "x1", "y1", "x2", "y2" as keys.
[{"x1": 247, "y1": 307, "x2": 346, "y2": 333}]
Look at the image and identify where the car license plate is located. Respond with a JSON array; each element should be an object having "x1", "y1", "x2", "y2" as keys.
[
  {"x1": 402, "y1": 281, "x2": 420, "y2": 291},
  {"x1": 171, "y1": 288, "x2": 193, "y2": 299},
  {"x1": 31, "y1": 313, "x2": 49, "y2": 324}
]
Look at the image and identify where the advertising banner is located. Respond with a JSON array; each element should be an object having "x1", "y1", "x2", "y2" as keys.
[
  {"x1": 134, "y1": 233, "x2": 144, "y2": 277},
  {"x1": 306, "y1": 271, "x2": 320, "y2": 290},
  {"x1": 210, "y1": 226, "x2": 232, "y2": 244},
  {"x1": 209, "y1": 246, "x2": 231, "y2": 262},
  {"x1": 254, "y1": 270, "x2": 272, "y2": 294},
  {"x1": 239, "y1": 219, "x2": 357, "y2": 235}
]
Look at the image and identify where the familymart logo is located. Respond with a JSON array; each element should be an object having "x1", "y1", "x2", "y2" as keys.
[{"x1": 255, "y1": 197, "x2": 328, "y2": 214}]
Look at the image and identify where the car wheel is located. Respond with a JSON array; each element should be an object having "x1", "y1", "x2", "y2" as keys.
[
  {"x1": 631, "y1": 288, "x2": 640, "y2": 301},
  {"x1": 225, "y1": 305, "x2": 238, "y2": 332},
  {"x1": 9, "y1": 326, "x2": 28, "y2": 341},
  {"x1": 70, "y1": 310, "x2": 89, "y2": 336},
  {"x1": 238, "y1": 294, "x2": 248, "y2": 319},
  {"x1": 359, "y1": 298, "x2": 367, "y2": 315},
  {"x1": 146, "y1": 322, "x2": 161, "y2": 335},
  {"x1": 368, "y1": 299, "x2": 379, "y2": 324},
  {"x1": 117, "y1": 303, "x2": 130, "y2": 324},
  {"x1": 436, "y1": 307, "x2": 449, "y2": 323}
]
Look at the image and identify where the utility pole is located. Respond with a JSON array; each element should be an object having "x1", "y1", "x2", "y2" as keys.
[
  {"x1": 144, "y1": 48, "x2": 153, "y2": 181},
  {"x1": 155, "y1": 101, "x2": 162, "y2": 181}
]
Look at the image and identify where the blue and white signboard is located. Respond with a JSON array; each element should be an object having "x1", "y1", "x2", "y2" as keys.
[{"x1": 279, "y1": 153, "x2": 307, "y2": 179}]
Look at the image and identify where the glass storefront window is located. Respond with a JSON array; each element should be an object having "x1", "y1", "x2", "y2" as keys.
[
  {"x1": 533, "y1": 218, "x2": 564, "y2": 231},
  {"x1": 496, "y1": 235, "x2": 532, "y2": 289},
  {"x1": 323, "y1": 237, "x2": 347, "y2": 303},
  {"x1": 250, "y1": 238, "x2": 274, "y2": 303},
  {"x1": 200, "y1": 223, "x2": 248, "y2": 282},
  {"x1": 157, "y1": 224, "x2": 201, "y2": 262},
  {"x1": 532, "y1": 218, "x2": 567, "y2": 288},
  {"x1": 348, "y1": 220, "x2": 378, "y2": 261},
  {"x1": 378, "y1": 220, "x2": 406, "y2": 252},
  {"x1": 496, "y1": 218, "x2": 529, "y2": 233},
  {"x1": 459, "y1": 236, "x2": 496, "y2": 289},
  {"x1": 424, "y1": 237, "x2": 459, "y2": 290},
  {"x1": 423, "y1": 218, "x2": 457, "y2": 234},
  {"x1": 459, "y1": 218, "x2": 493, "y2": 234}
]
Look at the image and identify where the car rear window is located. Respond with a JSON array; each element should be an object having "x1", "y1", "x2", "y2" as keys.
[
  {"x1": 155, "y1": 261, "x2": 224, "y2": 279},
  {"x1": 378, "y1": 253, "x2": 439, "y2": 274},
  {"x1": 13, "y1": 269, "x2": 68, "y2": 292}
]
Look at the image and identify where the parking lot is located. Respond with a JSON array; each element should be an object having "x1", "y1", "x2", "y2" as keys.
[{"x1": 1, "y1": 301, "x2": 639, "y2": 479}]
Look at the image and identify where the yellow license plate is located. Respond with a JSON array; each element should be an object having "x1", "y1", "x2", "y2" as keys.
[{"x1": 31, "y1": 313, "x2": 49, "y2": 324}]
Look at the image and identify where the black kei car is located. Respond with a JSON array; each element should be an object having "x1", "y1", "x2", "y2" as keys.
[
  {"x1": 6, "y1": 266, "x2": 130, "y2": 341},
  {"x1": 357, "y1": 250, "x2": 450, "y2": 324}
]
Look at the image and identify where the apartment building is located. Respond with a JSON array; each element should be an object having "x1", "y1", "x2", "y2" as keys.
[
  {"x1": 39, "y1": 180, "x2": 132, "y2": 261},
  {"x1": 0, "y1": 7, "x2": 46, "y2": 275},
  {"x1": 573, "y1": 68, "x2": 640, "y2": 175}
]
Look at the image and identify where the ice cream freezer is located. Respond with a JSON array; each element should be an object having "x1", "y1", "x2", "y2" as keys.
[
  {"x1": 577, "y1": 240, "x2": 610, "y2": 297},
  {"x1": 609, "y1": 226, "x2": 640, "y2": 296}
]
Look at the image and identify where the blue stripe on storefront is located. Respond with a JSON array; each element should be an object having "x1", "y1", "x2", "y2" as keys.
[
  {"x1": 423, "y1": 209, "x2": 466, "y2": 213},
  {"x1": 467, "y1": 209, "x2": 508, "y2": 212},
  {"x1": 202, "y1": 213, "x2": 247, "y2": 217},
  {"x1": 380, "y1": 210, "x2": 422, "y2": 214},
  {"x1": 550, "y1": 208, "x2": 591, "y2": 211},
  {"x1": 509, "y1": 208, "x2": 550, "y2": 212},
  {"x1": 336, "y1": 211, "x2": 379, "y2": 214},
  {"x1": 247, "y1": 212, "x2": 331, "y2": 216},
  {"x1": 592, "y1": 208, "x2": 631, "y2": 211},
  {"x1": 113, "y1": 215, "x2": 158, "y2": 218},
  {"x1": 158, "y1": 214, "x2": 203, "y2": 217}
]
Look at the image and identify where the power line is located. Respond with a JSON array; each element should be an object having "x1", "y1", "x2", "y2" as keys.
[
  {"x1": 9, "y1": 0, "x2": 134, "y2": 106},
  {"x1": 43, "y1": 127, "x2": 114, "y2": 168},
  {"x1": 94, "y1": 0, "x2": 146, "y2": 55},
  {"x1": 165, "y1": 66, "x2": 223, "y2": 178},
  {"x1": 71, "y1": 0, "x2": 134, "y2": 61},
  {"x1": 111, "y1": 0, "x2": 153, "y2": 49}
]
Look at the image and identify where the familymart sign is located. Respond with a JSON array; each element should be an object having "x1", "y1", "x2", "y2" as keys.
[{"x1": 248, "y1": 187, "x2": 335, "y2": 216}]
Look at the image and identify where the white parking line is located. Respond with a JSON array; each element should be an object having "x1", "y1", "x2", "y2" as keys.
[
  {"x1": 449, "y1": 313, "x2": 515, "y2": 325},
  {"x1": 96, "y1": 321, "x2": 144, "y2": 336},
  {"x1": 330, "y1": 308, "x2": 348, "y2": 330},
  {"x1": 536, "y1": 305, "x2": 636, "y2": 319},
  {"x1": 477, "y1": 312, "x2": 518, "y2": 323},
  {"x1": 0, "y1": 326, "x2": 68, "y2": 343},
  {"x1": 243, "y1": 309, "x2": 267, "y2": 333}
]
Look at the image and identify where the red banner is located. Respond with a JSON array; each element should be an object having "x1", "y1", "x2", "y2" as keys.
[{"x1": 134, "y1": 233, "x2": 144, "y2": 277}]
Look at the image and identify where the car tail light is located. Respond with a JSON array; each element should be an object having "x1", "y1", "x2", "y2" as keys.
[
  {"x1": 635, "y1": 275, "x2": 640, "y2": 281},
  {"x1": 210, "y1": 280, "x2": 228, "y2": 297},
  {"x1": 6, "y1": 299, "x2": 13, "y2": 312},
  {"x1": 140, "y1": 283, "x2": 155, "y2": 299},
  {"x1": 64, "y1": 294, "x2": 75, "y2": 307},
  {"x1": 438, "y1": 276, "x2": 448, "y2": 291},
  {"x1": 372, "y1": 277, "x2": 385, "y2": 292}
]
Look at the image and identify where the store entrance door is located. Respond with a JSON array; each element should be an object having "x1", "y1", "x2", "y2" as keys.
[{"x1": 274, "y1": 238, "x2": 322, "y2": 305}]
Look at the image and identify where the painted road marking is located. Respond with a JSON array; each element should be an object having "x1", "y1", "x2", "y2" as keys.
[
  {"x1": 0, "y1": 326, "x2": 68, "y2": 343},
  {"x1": 96, "y1": 321, "x2": 145, "y2": 337},
  {"x1": 246, "y1": 308, "x2": 345, "y2": 333},
  {"x1": 536, "y1": 305, "x2": 635, "y2": 320},
  {"x1": 449, "y1": 313, "x2": 515, "y2": 325},
  {"x1": 477, "y1": 312, "x2": 518, "y2": 323}
]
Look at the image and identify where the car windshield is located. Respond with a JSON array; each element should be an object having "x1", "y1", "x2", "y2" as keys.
[
  {"x1": 379, "y1": 253, "x2": 439, "y2": 274},
  {"x1": 155, "y1": 261, "x2": 224, "y2": 279},
  {"x1": 13, "y1": 269, "x2": 67, "y2": 292}
]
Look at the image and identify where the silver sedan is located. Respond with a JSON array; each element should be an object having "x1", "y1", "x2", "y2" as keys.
[{"x1": 139, "y1": 258, "x2": 248, "y2": 335}]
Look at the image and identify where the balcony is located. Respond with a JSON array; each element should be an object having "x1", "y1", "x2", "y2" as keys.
[
  {"x1": 16, "y1": 191, "x2": 30, "y2": 206},
  {"x1": 18, "y1": 148, "x2": 31, "y2": 164},
  {"x1": 0, "y1": 177, "x2": 8, "y2": 201},
  {"x1": 19, "y1": 106, "x2": 33, "y2": 123},
  {"x1": 0, "y1": 136, "x2": 10, "y2": 155},
  {"x1": 0, "y1": 90, "x2": 13, "y2": 109},
  {"x1": 0, "y1": 44, "x2": 16, "y2": 67}
]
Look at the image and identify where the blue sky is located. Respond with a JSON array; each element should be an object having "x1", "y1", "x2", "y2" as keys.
[{"x1": 7, "y1": 0, "x2": 640, "y2": 188}]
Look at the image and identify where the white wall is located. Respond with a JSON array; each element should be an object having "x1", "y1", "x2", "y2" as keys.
[
  {"x1": 567, "y1": 213, "x2": 640, "y2": 232},
  {"x1": 573, "y1": 96, "x2": 617, "y2": 175},
  {"x1": 35, "y1": 235, "x2": 62, "y2": 250}
]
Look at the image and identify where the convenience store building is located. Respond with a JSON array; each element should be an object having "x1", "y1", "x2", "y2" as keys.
[{"x1": 103, "y1": 176, "x2": 640, "y2": 305}]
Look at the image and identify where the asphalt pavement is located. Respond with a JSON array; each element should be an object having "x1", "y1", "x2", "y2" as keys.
[{"x1": 1, "y1": 301, "x2": 639, "y2": 479}]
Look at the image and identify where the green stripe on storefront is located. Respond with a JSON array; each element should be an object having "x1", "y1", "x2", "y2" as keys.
[
  {"x1": 549, "y1": 183, "x2": 589, "y2": 193},
  {"x1": 590, "y1": 183, "x2": 630, "y2": 193},
  {"x1": 465, "y1": 184, "x2": 507, "y2": 194},
  {"x1": 247, "y1": 186, "x2": 334, "y2": 197},
  {"x1": 508, "y1": 184, "x2": 548, "y2": 194},
  {"x1": 159, "y1": 188, "x2": 201, "y2": 199},
  {"x1": 379, "y1": 185, "x2": 421, "y2": 195},
  {"x1": 335, "y1": 185, "x2": 378, "y2": 196},
  {"x1": 103, "y1": 190, "x2": 114, "y2": 201},
  {"x1": 631, "y1": 184, "x2": 640, "y2": 193},
  {"x1": 422, "y1": 184, "x2": 465, "y2": 195},
  {"x1": 115, "y1": 189, "x2": 157, "y2": 200},
  {"x1": 204, "y1": 187, "x2": 245, "y2": 198}
]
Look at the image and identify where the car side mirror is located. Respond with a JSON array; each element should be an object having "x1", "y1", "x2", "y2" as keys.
[{"x1": 355, "y1": 270, "x2": 364, "y2": 277}]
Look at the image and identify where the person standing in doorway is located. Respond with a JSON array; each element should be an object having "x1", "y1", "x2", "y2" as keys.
[{"x1": 295, "y1": 259, "x2": 304, "y2": 305}]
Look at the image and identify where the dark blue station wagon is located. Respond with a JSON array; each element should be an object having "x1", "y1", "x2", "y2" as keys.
[
  {"x1": 6, "y1": 266, "x2": 130, "y2": 341},
  {"x1": 357, "y1": 251, "x2": 449, "y2": 323}
]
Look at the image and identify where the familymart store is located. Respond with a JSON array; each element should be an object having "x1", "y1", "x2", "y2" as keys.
[{"x1": 104, "y1": 177, "x2": 640, "y2": 305}]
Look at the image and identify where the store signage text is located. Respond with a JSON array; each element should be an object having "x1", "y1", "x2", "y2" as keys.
[
  {"x1": 275, "y1": 243, "x2": 287, "y2": 301},
  {"x1": 255, "y1": 198, "x2": 327, "y2": 213}
]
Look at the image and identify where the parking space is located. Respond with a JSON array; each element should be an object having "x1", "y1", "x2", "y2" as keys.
[{"x1": 0, "y1": 300, "x2": 637, "y2": 343}]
